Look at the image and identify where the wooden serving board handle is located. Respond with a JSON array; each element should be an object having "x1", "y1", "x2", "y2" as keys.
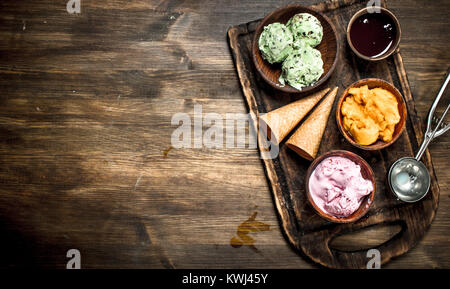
[{"x1": 299, "y1": 211, "x2": 409, "y2": 268}]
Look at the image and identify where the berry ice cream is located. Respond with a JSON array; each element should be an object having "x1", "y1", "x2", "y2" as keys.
[{"x1": 308, "y1": 156, "x2": 373, "y2": 218}]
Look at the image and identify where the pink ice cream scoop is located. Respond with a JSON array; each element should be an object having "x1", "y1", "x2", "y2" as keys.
[{"x1": 308, "y1": 156, "x2": 373, "y2": 218}]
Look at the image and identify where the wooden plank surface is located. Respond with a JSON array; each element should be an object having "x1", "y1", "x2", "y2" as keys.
[{"x1": 0, "y1": 0, "x2": 448, "y2": 268}]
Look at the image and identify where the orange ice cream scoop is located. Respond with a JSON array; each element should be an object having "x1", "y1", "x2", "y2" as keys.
[{"x1": 341, "y1": 85, "x2": 400, "y2": 145}]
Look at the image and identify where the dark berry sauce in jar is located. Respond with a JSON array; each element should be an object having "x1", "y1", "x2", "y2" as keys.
[{"x1": 349, "y1": 12, "x2": 397, "y2": 58}]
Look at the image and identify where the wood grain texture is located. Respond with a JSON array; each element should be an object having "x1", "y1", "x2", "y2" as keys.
[{"x1": 0, "y1": 0, "x2": 448, "y2": 268}]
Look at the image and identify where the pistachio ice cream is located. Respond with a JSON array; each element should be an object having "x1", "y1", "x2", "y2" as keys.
[
  {"x1": 257, "y1": 13, "x2": 325, "y2": 90},
  {"x1": 287, "y1": 13, "x2": 323, "y2": 47},
  {"x1": 258, "y1": 22, "x2": 294, "y2": 64},
  {"x1": 279, "y1": 41, "x2": 324, "y2": 90}
]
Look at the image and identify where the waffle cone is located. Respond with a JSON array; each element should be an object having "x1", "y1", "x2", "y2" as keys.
[
  {"x1": 259, "y1": 88, "x2": 330, "y2": 144},
  {"x1": 286, "y1": 87, "x2": 338, "y2": 161}
]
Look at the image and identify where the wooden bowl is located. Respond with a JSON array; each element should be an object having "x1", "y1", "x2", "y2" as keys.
[
  {"x1": 347, "y1": 7, "x2": 401, "y2": 61},
  {"x1": 336, "y1": 78, "x2": 407, "y2": 150},
  {"x1": 252, "y1": 4, "x2": 339, "y2": 94},
  {"x1": 305, "y1": 150, "x2": 376, "y2": 223}
]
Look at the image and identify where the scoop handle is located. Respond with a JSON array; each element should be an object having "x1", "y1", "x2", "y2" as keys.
[{"x1": 415, "y1": 72, "x2": 450, "y2": 161}]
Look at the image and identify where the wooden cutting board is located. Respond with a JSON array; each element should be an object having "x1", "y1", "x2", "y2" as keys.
[{"x1": 227, "y1": 0, "x2": 440, "y2": 269}]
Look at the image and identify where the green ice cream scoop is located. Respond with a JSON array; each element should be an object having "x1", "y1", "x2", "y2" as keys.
[
  {"x1": 279, "y1": 41, "x2": 324, "y2": 90},
  {"x1": 287, "y1": 13, "x2": 323, "y2": 47},
  {"x1": 258, "y1": 22, "x2": 294, "y2": 64}
]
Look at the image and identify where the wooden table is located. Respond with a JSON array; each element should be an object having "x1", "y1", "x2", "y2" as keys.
[{"x1": 0, "y1": 0, "x2": 448, "y2": 268}]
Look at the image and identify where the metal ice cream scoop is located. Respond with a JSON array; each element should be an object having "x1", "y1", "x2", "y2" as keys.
[{"x1": 388, "y1": 72, "x2": 450, "y2": 202}]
